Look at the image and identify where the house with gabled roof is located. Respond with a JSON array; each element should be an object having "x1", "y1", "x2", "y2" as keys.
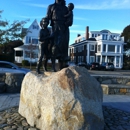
[
  {"x1": 14, "y1": 19, "x2": 41, "y2": 63},
  {"x1": 69, "y1": 26, "x2": 126, "y2": 69}
]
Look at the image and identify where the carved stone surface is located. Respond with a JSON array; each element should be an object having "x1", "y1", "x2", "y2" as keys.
[{"x1": 19, "y1": 66, "x2": 104, "y2": 130}]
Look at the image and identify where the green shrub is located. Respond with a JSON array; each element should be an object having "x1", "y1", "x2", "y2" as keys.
[{"x1": 22, "y1": 60, "x2": 29, "y2": 66}]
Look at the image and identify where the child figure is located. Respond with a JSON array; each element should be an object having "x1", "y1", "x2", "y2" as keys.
[
  {"x1": 36, "y1": 17, "x2": 51, "y2": 74},
  {"x1": 64, "y1": 3, "x2": 74, "y2": 27}
]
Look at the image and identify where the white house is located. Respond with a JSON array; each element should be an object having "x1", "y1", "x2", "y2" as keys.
[
  {"x1": 69, "y1": 26, "x2": 126, "y2": 69},
  {"x1": 14, "y1": 19, "x2": 40, "y2": 63}
]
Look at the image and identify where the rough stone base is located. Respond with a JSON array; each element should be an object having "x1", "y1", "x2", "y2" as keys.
[{"x1": 19, "y1": 67, "x2": 104, "y2": 130}]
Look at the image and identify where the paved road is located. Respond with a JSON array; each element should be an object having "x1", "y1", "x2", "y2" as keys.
[
  {"x1": 103, "y1": 94, "x2": 130, "y2": 113},
  {"x1": 0, "y1": 94, "x2": 130, "y2": 113},
  {"x1": 0, "y1": 93, "x2": 20, "y2": 111}
]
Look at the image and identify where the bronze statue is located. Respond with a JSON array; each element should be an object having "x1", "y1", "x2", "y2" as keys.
[
  {"x1": 64, "y1": 3, "x2": 74, "y2": 27},
  {"x1": 36, "y1": 0, "x2": 74, "y2": 73},
  {"x1": 46, "y1": 0, "x2": 74, "y2": 71},
  {"x1": 36, "y1": 17, "x2": 51, "y2": 74}
]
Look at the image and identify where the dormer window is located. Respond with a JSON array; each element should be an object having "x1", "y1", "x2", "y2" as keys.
[{"x1": 33, "y1": 25, "x2": 39, "y2": 29}]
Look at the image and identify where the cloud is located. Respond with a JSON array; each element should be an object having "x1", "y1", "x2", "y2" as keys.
[
  {"x1": 75, "y1": 0, "x2": 130, "y2": 10},
  {"x1": 24, "y1": 3, "x2": 47, "y2": 8},
  {"x1": 108, "y1": 29, "x2": 122, "y2": 33},
  {"x1": 74, "y1": 17, "x2": 90, "y2": 21},
  {"x1": 70, "y1": 30, "x2": 85, "y2": 34},
  {"x1": 19, "y1": 0, "x2": 33, "y2": 1},
  {"x1": 14, "y1": 15, "x2": 42, "y2": 19}
]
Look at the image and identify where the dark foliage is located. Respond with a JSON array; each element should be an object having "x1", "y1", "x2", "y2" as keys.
[
  {"x1": 0, "y1": 10, "x2": 28, "y2": 62},
  {"x1": 121, "y1": 25, "x2": 130, "y2": 51}
]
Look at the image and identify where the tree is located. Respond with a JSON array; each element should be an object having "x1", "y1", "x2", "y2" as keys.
[
  {"x1": 121, "y1": 25, "x2": 130, "y2": 51},
  {"x1": 121, "y1": 25, "x2": 130, "y2": 69},
  {"x1": 0, "y1": 40, "x2": 23, "y2": 54},
  {"x1": 0, "y1": 10, "x2": 29, "y2": 44},
  {"x1": 0, "y1": 10, "x2": 29, "y2": 61}
]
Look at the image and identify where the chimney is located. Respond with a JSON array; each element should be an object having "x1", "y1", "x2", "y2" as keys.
[{"x1": 86, "y1": 26, "x2": 89, "y2": 40}]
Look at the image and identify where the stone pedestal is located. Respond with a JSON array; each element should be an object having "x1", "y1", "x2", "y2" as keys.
[{"x1": 19, "y1": 66, "x2": 104, "y2": 130}]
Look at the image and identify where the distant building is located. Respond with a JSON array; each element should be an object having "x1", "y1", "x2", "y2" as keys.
[{"x1": 69, "y1": 26, "x2": 126, "y2": 69}]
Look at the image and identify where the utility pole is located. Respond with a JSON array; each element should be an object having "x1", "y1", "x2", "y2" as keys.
[{"x1": 30, "y1": 41, "x2": 32, "y2": 70}]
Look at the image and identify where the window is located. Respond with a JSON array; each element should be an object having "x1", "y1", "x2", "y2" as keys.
[
  {"x1": 90, "y1": 45, "x2": 95, "y2": 51},
  {"x1": 102, "y1": 34, "x2": 107, "y2": 40},
  {"x1": 32, "y1": 38, "x2": 38, "y2": 44},
  {"x1": 25, "y1": 51, "x2": 30, "y2": 58},
  {"x1": 90, "y1": 56, "x2": 95, "y2": 63},
  {"x1": 16, "y1": 51, "x2": 23, "y2": 56},
  {"x1": 74, "y1": 48, "x2": 76, "y2": 53},
  {"x1": 97, "y1": 56, "x2": 100, "y2": 63},
  {"x1": 117, "y1": 45, "x2": 120, "y2": 53},
  {"x1": 33, "y1": 25, "x2": 39, "y2": 30},
  {"x1": 79, "y1": 46, "x2": 82, "y2": 52},
  {"x1": 26, "y1": 37, "x2": 38, "y2": 44},
  {"x1": 26, "y1": 36, "x2": 29, "y2": 44},
  {"x1": 103, "y1": 44, "x2": 106, "y2": 52},
  {"x1": 78, "y1": 46, "x2": 83, "y2": 52},
  {"x1": 80, "y1": 56, "x2": 82, "y2": 62},
  {"x1": 97, "y1": 45, "x2": 101, "y2": 52},
  {"x1": 102, "y1": 57, "x2": 105, "y2": 63},
  {"x1": 102, "y1": 34, "x2": 105, "y2": 40},
  {"x1": 116, "y1": 56, "x2": 120, "y2": 67},
  {"x1": 77, "y1": 47, "x2": 78, "y2": 52},
  {"x1": 32, "y1": 53, "x2": 38, "y2": 58},
  {"x1": 108, "y1": 45, "x2": 115, "y2": 52},
  {"x1": 106, "y1": 35, "x2": 108, "y2": 40},
  {"x1": 78, "y1": 56, "x2": 80, "y2": 62},
  {"x1": 82, "y1": 56, "x2": 84, "y2": 61},
  {"x1": 92, "y1": 34, "x2": 94, "y2": 37},
  {"x1": 74, "y1": 56, "x2": 76, "y2": 62},
  {"x1": 121, "y1": 47, "x2": 122, "y2": 53},
  {"x1": 29, "y1": 37, "x2": 31, "y2": 43},
  {"x1": 95, "y1": 34, "x2": 97, "y2": 37}
]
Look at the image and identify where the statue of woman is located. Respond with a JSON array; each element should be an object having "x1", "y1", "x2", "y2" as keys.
[{"x1": 46, "y1": 0, "x2": 73, "y2": 70}]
